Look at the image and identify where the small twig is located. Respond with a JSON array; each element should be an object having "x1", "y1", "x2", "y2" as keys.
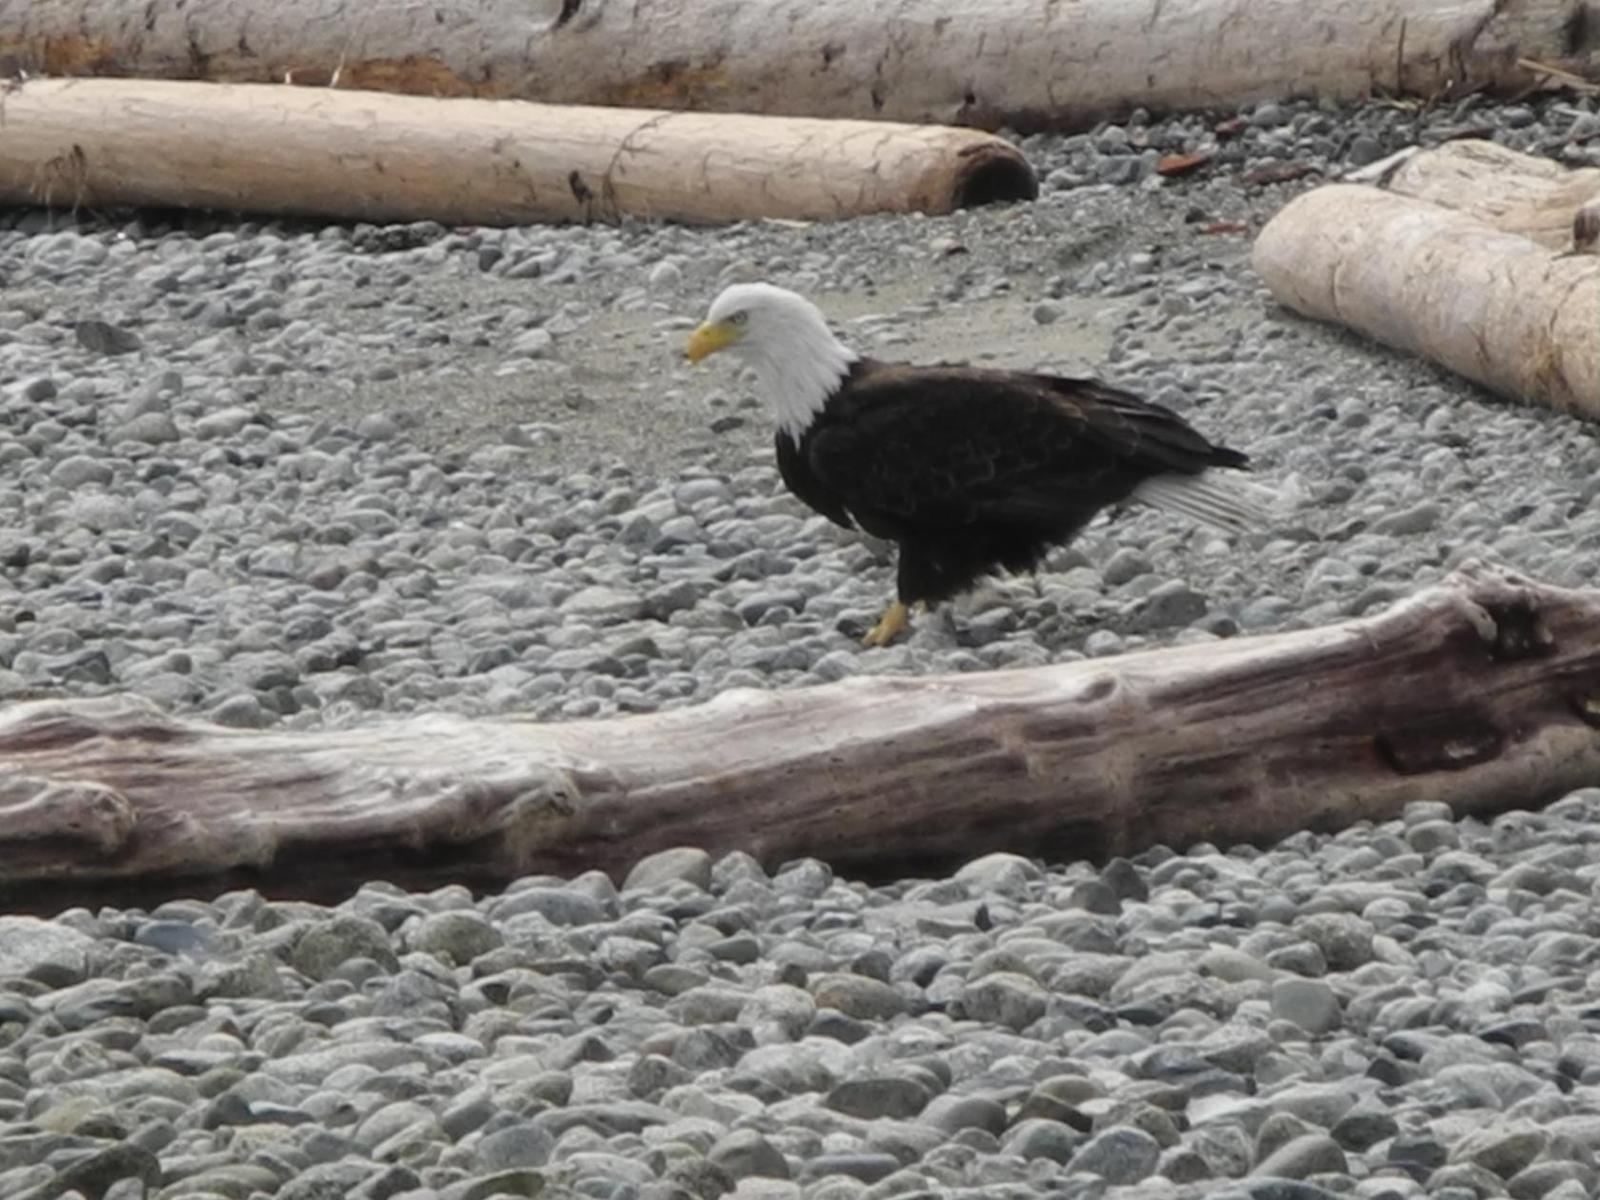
[
  {"x1": 1517, "y1": 57, "x2": 1600, "y2": 95},
  {"x1": 1341, "y1": 145, "x2": 1421, "y2": 186},
  {"x1": 1395, "y1": 17, "x2": 1407, "y2": 97},
  {"x1": 329, "y1": 0, "x2": 389, "y2": 88}
]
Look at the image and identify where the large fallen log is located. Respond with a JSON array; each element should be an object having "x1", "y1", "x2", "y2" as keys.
[
  {"x1": 0, "y1": 78, "x2": 1036, "y2": 226},
  {"x1": 1253, "y1": 140, "x2": 1600, "y2": 420},
  {"x1": 2, "y1": 562, "x2": 1599, "y2": 912},
  {"x1": 0, "y1": 0, "x2": 1591, "y2": 131}
]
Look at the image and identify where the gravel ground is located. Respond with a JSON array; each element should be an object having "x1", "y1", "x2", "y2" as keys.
[{"x1": 3, "y1": 91, "x2": 1600, "y2": 1200}]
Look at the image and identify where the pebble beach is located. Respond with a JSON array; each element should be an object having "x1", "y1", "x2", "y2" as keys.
[{"x1": 3, "y1": 92, "x2": 1600, "y2": 1200}]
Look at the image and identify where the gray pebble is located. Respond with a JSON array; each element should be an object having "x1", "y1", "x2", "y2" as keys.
[
  {"x1": 195, "y1": 407, "x2": 255, "y2": 439},
  {"x1": 1347, "y1": 134, "x2": 1384, "y2": 165},
  {"x1": 1132, "y1": 580, "x2": 1208, "y2": 631},
  {"x1": 1448, "y1": 1123, "x2": 1546, "y2": 1178},
  {"x1": 1271, "y1": 978, "x2": 1341, "y2": 1035},
  {"x1": 648, "y1": 261, "x2": 683, "y2": 291},
  {"x1": 802, "y1": 1154, "x2": 898, "y2": 1184},
  {"x1": 117, "y1": 412, "x2": 181, "y2": 444},
  {"x1": 709, "y1": 1129, "x2": 790, "y2": 1180},
  {"x1": 474, "y1": 1122, "x2": 554, "y2": 1170},
  {"x1": 1070, "y1": 1125, "x2": 1161, "y2": 1185},
  {"x1": 489, "y1": 886, "x2": 606, "y2": 926},
  {"x1": 0, "y1": 916, "x2": 95, "y2": 985},
  {"x1": 919, "y1": 1094, "x2": 1007, "y2": 1137},
  {"x1": 209, "y1": 693, "x2": 277, "y2": 729},
  {"x1": 19, "y1": 377, "x2": 57, "y2": 402},
  {"x1": 1370, "y1": 503, "x2": 1440, "y2": 535},
  {"x1": 75, "y1": 318, "x2": 143, "y2": 355},
  {"x1": 624, "y1": 847, "x2": 714, "y2": 891},
  {"x1": 1296, "y1": 913, "x2": 1374, "y2": 972},
  {"x1": 1103, "y1": 547, "x2": 1153, "y2": 586},
  {"x1": 290, "y1": 914, "x2": 398, "y2": 980},
  {"x1": 809, "y1": 974, "x2": 906, "y2": 1020},
  {"x1": 1254, "y1": 1134, "x2": 1348, "y2": 1179},
  {"x1": 961, "y1": 971, "x2": 1047, "y2": 1030},
  {"x1": 410, "y1": 911, "x2": 502, "y2": 966},
  {"x1": 826, "y1": 1076, "x2": 932, "y2": 1120},
  {"x1": 50, "y1": 455, "x2": 115, "y2": 489},
  {"x1": 1004, "y1": 1118, "x2": 1086, "y2": 1163}
]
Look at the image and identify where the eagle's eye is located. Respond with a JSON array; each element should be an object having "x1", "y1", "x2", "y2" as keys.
[{"x1": 729, "y1": 311, "x2": 749, "y2": 326}]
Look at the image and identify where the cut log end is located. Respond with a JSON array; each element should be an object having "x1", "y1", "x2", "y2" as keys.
[{"x1": 949, "y1": 143, "x2": 1039, "y2": 208}]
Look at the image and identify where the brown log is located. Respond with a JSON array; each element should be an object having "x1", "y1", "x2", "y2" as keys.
[
  {"x1": 0, "y1": 78, "x2": 1036, "y2": 227},
  {"x1": 2, "y1": 562, "x2": 1599, "y2": 913},
  {"x1": 1253, "y1": 141, "x2": 1600, "y2": 419},
  {"x1": 0, "y1": 0, "x2": 1592, "y2": 131}
]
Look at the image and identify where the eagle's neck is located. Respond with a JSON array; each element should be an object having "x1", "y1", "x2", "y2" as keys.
[{"x1": 750, "y1": 326, "x2": 859, "y2": 440}]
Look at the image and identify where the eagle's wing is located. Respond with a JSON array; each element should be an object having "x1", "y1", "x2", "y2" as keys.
[{"x1": 806, "y1": 364, "x2": 1242, "y2": 529}]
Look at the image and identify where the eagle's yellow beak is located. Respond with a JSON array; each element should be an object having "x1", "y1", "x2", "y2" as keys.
[{"x1": 686, "y1": 320, "x2": 741, "y2": 363}]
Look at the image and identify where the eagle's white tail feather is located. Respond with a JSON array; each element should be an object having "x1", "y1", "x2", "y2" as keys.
[{"x1": 1130, "y1": 471, "x2": 1276, "y2": 534}]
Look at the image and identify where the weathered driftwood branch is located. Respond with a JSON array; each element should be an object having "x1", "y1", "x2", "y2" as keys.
[
  {"x1": 0, "y1": 0, "x2": 1591, "y2": 131},
  {"x1": 1253, "y1": 141, "x2": 1600, "y2": 419},
  {"x1": 0, "y1": 78, "x2": 1036, "y2": 227},
  {"x1": 2, "y1": 562, "x2": 1599, "y2": 910}
]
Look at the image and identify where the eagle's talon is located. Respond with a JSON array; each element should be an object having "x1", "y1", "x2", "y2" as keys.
[
  {"x1": 861, "y1": 600, "x2": 912, "y2": 648},
  {"x1": 861, "y1": 600, "x2": 928, "y2": 647}
]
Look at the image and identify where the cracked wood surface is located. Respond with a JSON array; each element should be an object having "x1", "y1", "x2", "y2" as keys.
[
  {"x1": 0, "y1": 78, "x2": 1035, "y2": 226},
  {"x1": 2, "y1": 563, "x2": 1598, "y2": 911},
  {"x1": 1254, "y1": 141, "x2": 1600, "y2": 418},
  {"x1": 0, "y1": 0, "x2": 1591, "y2": 130}
]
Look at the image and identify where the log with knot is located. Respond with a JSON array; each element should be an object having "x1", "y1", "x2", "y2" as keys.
[{"x1": 2, "y1": 562, "x2": 1597, "y2": 912}]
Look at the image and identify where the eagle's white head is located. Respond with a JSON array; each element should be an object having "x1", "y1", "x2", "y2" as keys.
[{"x1": 686, "y1": 283, "x2": 859, "y2": 439}]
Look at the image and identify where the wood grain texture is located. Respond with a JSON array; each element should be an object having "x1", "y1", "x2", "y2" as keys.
[
  {"x1": 0, "y1": 0, "x2": 1589, "y2": 130},
  {"x1": 2, "y1": 563, "x2": 1598, "y2": 910},
  {"x1": 0, "y1": 78, "x2": 1036, "y2": 226}
]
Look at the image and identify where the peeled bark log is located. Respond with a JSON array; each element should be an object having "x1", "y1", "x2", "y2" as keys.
[
  {"x1": 1254, "y1": 142, "x2": 1600, "y2": 419},
  {"x1": 0, "y1": 78, "x2": 1036, "y2": 227},
  {"x1": 0, "y1": 0, "x2": 1592, "y2": 131},
  {"x1": 2, "y1": 562, "x2": 1599, "y2": 912},
  {"x1": 1384, "y1": 138, "x2": 1600, "y2": 250}
]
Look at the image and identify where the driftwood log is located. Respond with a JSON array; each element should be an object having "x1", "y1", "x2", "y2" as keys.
[
  {"x1": 1253, "y1": 140, "x2": 1600, "y2": 420},
  {"x1": 1379, "y1": 137, "x2": 1600, "y2": 251},
  {"x1": 0, "y1": 0, "x2": 1593, "y2": 131},
  {"x1": 0, "y1": 78, "x2": 1036, "y2": 226},
  {"x1": 3, "y1": 562, "x2": 1600, "y2": 911}
]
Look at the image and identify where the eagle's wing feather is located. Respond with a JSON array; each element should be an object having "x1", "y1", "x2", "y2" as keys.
[
  {"x1": 807, "y1": 364, "x2": 1240, "y2": 530},
  {"x1": 776, "y1": 430, "x2": 855, "y2": 529}
]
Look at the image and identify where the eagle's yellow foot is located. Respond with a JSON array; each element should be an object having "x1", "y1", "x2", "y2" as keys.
[{"x1": 861, "y1": 600, "x2": 916, "y2": 648}]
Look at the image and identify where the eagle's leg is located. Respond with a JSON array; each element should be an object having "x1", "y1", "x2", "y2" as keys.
[
  {"x1": 861, "y1": 600, "x2": 912, "y2": 648},
  {"x1": 864, "y1": 550, "x2": 944, "y2": 647}
]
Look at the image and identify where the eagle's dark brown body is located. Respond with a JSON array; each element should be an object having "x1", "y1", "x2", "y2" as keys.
[{"x1": 774, "y1": 359, "x2": 1250, "y2": 608}]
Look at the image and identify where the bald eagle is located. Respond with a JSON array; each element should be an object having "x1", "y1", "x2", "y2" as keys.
[{"x1": 686, "y1": 283, "x2": 1270, "y2": 647}]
